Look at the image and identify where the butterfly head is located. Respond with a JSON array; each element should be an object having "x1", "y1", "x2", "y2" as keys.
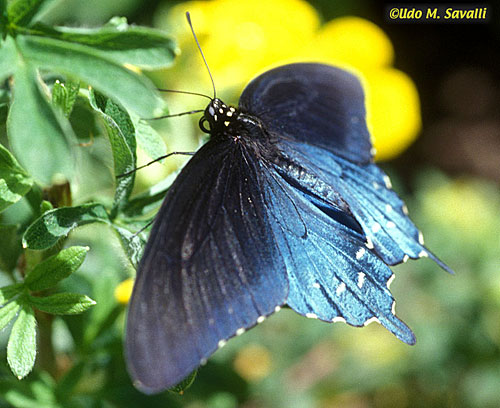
[{"x1": 199, "y1": 98, "x2": 239, "y2": 134}]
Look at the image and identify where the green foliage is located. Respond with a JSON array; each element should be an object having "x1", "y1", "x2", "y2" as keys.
[
  {"x1": 0, "y1": 0, "x2": 181, "y2": 399},
  {"x1": 51, "y1": 79, "x2": 79, "y2": 118},
  {"x1": 27, "y1": 292, "x2": 95, "y2": 314},
  {"x1": 24, "y1": 246, "x2": 88, "y2": 291},
  {"x1": 22, "y1": 204, "x2": 110, "y2": 249},
  {"x1": 0, "y1": 143, "x2": 32, "y2": 213},
  {"x1": 1, "y1": 0, "x2": 174, "y2": 185},
  {"x1": 7, "y1": 303, "x2": 36, "y2": 379},
  {"x1": 6, "y1": 0, "x2": 46, "y2": 27},
  {"x1": 7, "y1": 62, "x2": 75, "y2": 185}
]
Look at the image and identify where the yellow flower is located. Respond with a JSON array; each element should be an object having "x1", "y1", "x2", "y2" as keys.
[
  {"x1": 156, "y1": 0, "x2": 421, "y2": 161},
  {"x1": 114, "y1": 278, "x2": 134, "y2": 304},
  {"x1": 233, "y1": 344, "x2": 273, "y2": 382}
]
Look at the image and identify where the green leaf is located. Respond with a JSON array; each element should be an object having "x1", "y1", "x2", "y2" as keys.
[
  {"x1": 7, "y1": 304, "x2": 36, "y2": 379},
  {"x1": 6, "y1": 0, "x2": 46, "y2": 27},
  {"x1": 27, "y1": 20, "x2": 178, "y2": 69},
  {"x1": 0, "y1": 283, "x2": 24, "y2": 304},
  {"x1": 131, "y1": 112, "x2": 167, "y2": 161},
  {"x1": 51, "y1": 79, "x2": 79, "y2": 118},
  {"x1": 0, "y1": 143, "x2": 33, "y2": 213},
  {"x1": 16, "y1": 34, "x2": 167, "y2": 118},
  {"x1": 27, "y1": 293, "x2": 95, "y2": 314},
  {"x1": 22, "y1": 203, "x2": 109, "y2": 250},
  {"x1": 88, "y1": 91, "x2": 136, "y2": 216},
  {"x1": 0, "y1": 299, "x2": 21, "y2": 330},
  {"x1": 168, "y1": 370, "x2": 197, "y2": 395},
  {"x1": 7, "y1": 63, "x2": 75, "y2": 185},
  {"x1": 24, "y1": 246, "x2": 88, "y2": 291},
  {"x1": 0, "y1": 35, "x2": 17, "y2": 83},
  {"x1": 113, "y1": 225, "x2": 146, "y2": 266}
]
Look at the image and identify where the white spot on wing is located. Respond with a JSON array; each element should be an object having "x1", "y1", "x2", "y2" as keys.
[
  {"x1": 217, "y1": 340, "x2": 227, "y2": 349},
  {"x1": 387, "y1": 273, "x2": 395, "y2": 288},
  {"x1": 356, "y1": 247, "x2": 366, "y2": 260},
  {"x1": 366, "y1": 236, "x2": 374, "y2": 249},
  {"x1": 219, "y1": 108, "x2": 224, "y2": 114},
  {"x1": 403, "y1": 254, "x2": 409, "y2": 263},
  {"x1": 305, "y1": 313, "x2": 318, "y2": 319},
  {"x1": 332, "y1": 316, "x2": 346, "y2": 323},
  {"x1": 371, "y1": 223, "x2": 381, "y2": 233},
  {"x1": 312, "y1": 282, "x2": 320, "y2": 289},
  {"x1": 418, "y1": 231, "x2": 425, "y2": 245},
  {"x1": 224, "y1": 121, "x2": 230, "y2": 126},
  {"x1": 402, "y1": 204, "x2": 409, "y2": 215},
  {"x1": 386, "y1": 221, "x2": 396, "y2": 229},
  {"x1": 236, "y1": 328, "x2": 245, "y2": 336},
  {"x1": 371, "y1": 147, "x2": 377, "y2": 156},
  {"x1": 373, "y1": 181, "x2": 380, "y2": 190},
  {"x1": 336, "y1": 282, "x2": 346, "y2": 296},
  {"x1": 257, "y1": 316, "x2": 266, "y2": 324},
  {"x1": 391, "y1": 301, "x2": 396, "y2": 315},
  {"x1": 200, "y1": 358, "x2": 207, "y2": 366},
  {"x1": 383, "y1": 175, "x2": 392, "y2": 189},
  {"x1": 386, "y1": 204, "x2": 393, "y2": 212},
  {"x1": 227, "y1": 110, "x2": 233, "y2": 117},
  {"x1": 357, "y1": 272, "x2": 366, "y2": 288},
  {"x1": 274, "y1": 306, "x2": 281, "y2": 313},
  {"x1": 419, "y1": 250, "x2": 429, "y2": 258},
  {"x1": 208, "y1": 107, "x2": 214, "y2": 115}
]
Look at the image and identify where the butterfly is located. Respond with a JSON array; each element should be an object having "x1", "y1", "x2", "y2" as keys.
[{"x1": 125, "y1": 62, "x2": 452, "y2": 394}]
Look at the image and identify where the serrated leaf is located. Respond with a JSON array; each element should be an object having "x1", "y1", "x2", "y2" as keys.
[
  {"x1": 24, "y1": 246, "x2": 88, "y2": 291},
  {"x1": 88, "y1": 91, "x2": 136, "y2": 216},
  {"x1": 7, "y1": 63, "x2": 75, "y2": 185},
  {"x1": 7, "y1": 304, "x2": 36, "y2": 379},
  {"x1": 22, "y1": 203, "x2": 109, "y2": 250},
  {"x1": 0, "y1": 300, "x2": 21, "y2": 330},
  {"x1": 28, "y1": 21, "x2": 178, "y2": 70},
  {"x1": 6, "y1": 0, "x2": 46, "y2": 27},
  {"x1": 51, "y1": 80, "x2": 80, "y2": 118},
  {"x1": 168, "y1": 370, "x2": 197, "y2": 395},
  {"x1": 16, "y1": 34, "x2": 167, "y2": 118},
  {"x1": 27, "y1": 293, "x2": 95, "y2": 315},
  {"x1": 131, "y1": 112, "x2": 167, "y2": 161},
  {"x1": 0, "y1": 36, "x2": 18, "y2": 83},
  {"x1": 0, "y1": 143, "x2": 33, "y2": 213},
  {"x1": 0, "y1": 283, "x2": 24, "y2": 304}
]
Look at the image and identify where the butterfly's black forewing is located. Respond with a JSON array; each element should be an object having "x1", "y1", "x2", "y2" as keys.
[
  {"x1": 239, "y1": 63, "x2": 373, "y2": 164},
  {"x1": 126, "y1": 140, "x2": 288, "y2": 393}
]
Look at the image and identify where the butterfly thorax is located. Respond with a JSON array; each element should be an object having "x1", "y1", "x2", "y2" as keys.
[
  {"x1": 199, "y1": 98, "x2": 239, "y2": 136},
  {"x1": 200, "y1": 99, "x2": 282, "y2": 162}
]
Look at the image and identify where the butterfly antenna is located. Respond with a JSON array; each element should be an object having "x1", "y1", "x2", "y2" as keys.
[
  {"x1": 157, "y1": 89, "x2": 212, "y2": 100},
  {"x1": 186, "y1": 11, "x2": 216, "y2": 99}
]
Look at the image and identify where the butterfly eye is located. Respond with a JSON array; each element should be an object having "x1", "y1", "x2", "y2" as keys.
[{"x1": 199, "y1": 117, "x2": 211, "y2": 133}]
